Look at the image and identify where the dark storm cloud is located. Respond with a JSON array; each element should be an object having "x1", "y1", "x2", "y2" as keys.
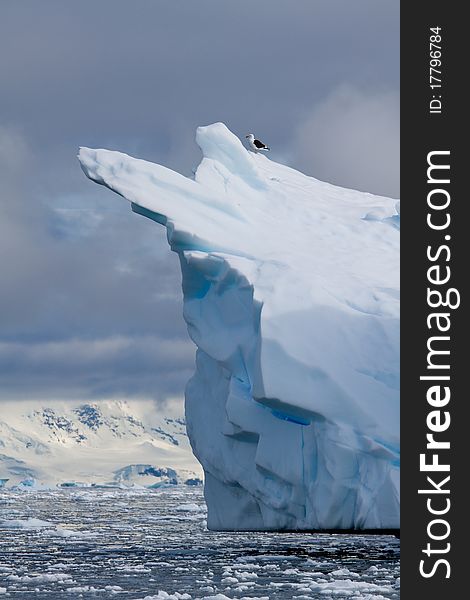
[
  {"x1": 0, "y1": 1, "x2": 399, "y2": 402},
  {"x1": 0, "y1": 124, "x2": 191, "y2": 401},
  {"x1": 0, "y1": 0, "x2": 398, "y2": 174},
  {"x1": 292, "y1": 86, "x2": 400, "y2": 197},
  {"x1": 0, "y1": 336, "x2": 195, "y2": 401}
]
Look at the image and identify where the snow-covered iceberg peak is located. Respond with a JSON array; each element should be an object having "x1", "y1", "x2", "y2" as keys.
[{"x1": 79, "y1": 122, "x2": 400, "y2": 531}]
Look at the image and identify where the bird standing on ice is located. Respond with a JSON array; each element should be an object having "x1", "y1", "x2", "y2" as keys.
[{"x1": 245, "y1": 133, "x2": 270, "y2": 152}]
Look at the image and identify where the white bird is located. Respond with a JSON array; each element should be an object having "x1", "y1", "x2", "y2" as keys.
[{"x1": 245, "y1": 133, "x2": 270, "y2": 152}]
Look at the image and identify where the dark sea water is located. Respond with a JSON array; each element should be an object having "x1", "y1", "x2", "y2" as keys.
[{"x1": 0, "y1": 487, "x2": 400, "y2": 599}]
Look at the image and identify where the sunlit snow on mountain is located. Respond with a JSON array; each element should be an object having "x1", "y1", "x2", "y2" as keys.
[{"x1": 0, "y1": 399, "x2": 202, "y2": 488}]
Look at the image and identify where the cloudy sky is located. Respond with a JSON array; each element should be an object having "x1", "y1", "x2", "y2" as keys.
[{"x1": 0, "y1": 1, "x2": 399, "y2": 407}]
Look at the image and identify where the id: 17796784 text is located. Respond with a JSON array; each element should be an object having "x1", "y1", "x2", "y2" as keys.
[{"x1": 429, "y1": 26, "x2": 443, "y2": 114}]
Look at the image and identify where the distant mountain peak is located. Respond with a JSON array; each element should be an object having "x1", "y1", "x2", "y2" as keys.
[
  {"x1": 74, "y1": 404, "x2": 103, "y2": 431},
  {"x1": 0, "y1": 399, "x2": 202, "y2": 487}
]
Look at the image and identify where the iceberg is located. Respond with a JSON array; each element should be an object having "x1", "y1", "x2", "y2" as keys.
[{"x1": 79, "y1": 123, "x2": 399, "y2": 531}]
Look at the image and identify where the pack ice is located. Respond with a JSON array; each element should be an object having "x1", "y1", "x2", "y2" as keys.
[{"x1": 79, "y1": 123, "x2": 399, "y2": 531}]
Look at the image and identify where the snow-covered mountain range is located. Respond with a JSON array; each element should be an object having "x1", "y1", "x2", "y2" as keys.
[{"x1": 0, "y1": 399, "x2": 202, "y2": 488}]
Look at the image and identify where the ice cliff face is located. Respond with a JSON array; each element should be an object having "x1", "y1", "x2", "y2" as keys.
[{"x1": 79, "y1": 123, "x2": 399, "y2": 530}]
